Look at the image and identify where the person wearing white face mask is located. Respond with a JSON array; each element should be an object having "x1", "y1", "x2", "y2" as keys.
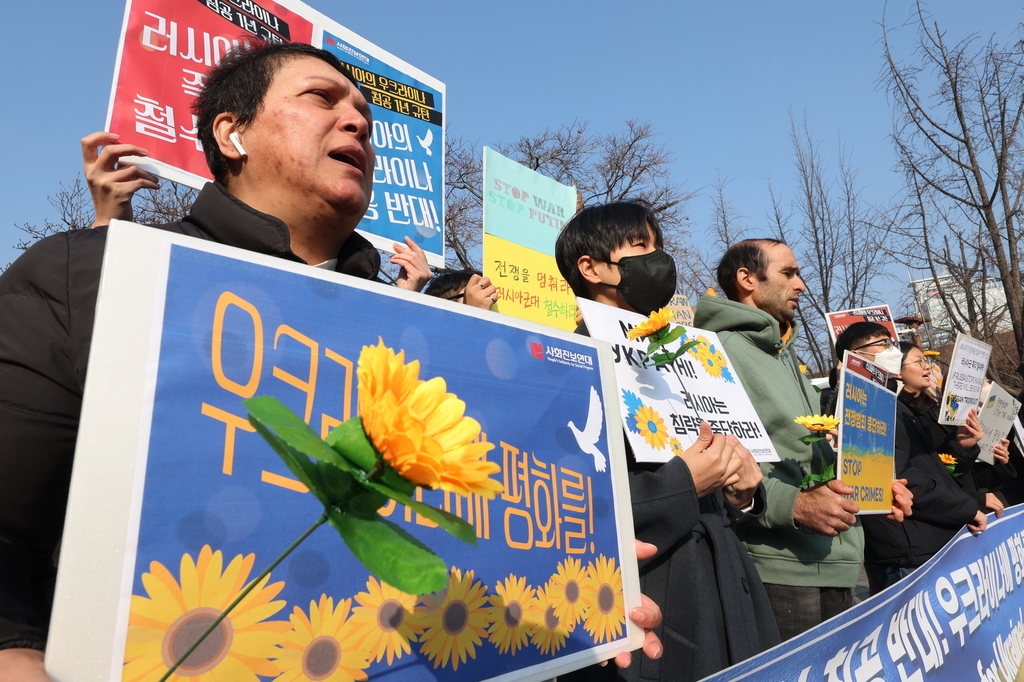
[{"x1": 833, "y1": 324, "x2": 996, "y2": 593}]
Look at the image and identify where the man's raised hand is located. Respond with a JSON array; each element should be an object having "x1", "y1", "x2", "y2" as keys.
[{"x1": 82, "y1": 131, "x2": 160, "y2": 227}]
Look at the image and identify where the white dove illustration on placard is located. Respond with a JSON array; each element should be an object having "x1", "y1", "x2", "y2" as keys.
[
  {"x1": 416, "y1": 128, "x2": 434, "y2": 156},
  {"x1": 568, "y1": 385, "x2": 607, "y2": 472}
]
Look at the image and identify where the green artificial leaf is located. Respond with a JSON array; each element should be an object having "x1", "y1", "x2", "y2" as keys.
[
  {"x1": 375, "y1": 460, "x2": 417, "y2": 497},
  {"x1": 659, "y1": 326, "x2": 686, "y2": 347},
  {"x1": 822, "y1": 463, "x2": 835, "y2": 481},
  {"x1": 313, "y1": 459, "x2": 359, "y2": 507},
  {"x1": 327, "y1": 506, "x2": 448, "y2": 594},
  {"x1": 315, "y1": 460, "x2": 387, "y2": 519},
  {"x1": 360, "y1": 479, "x2": 477, "y2": 545},
  {"x1": 246, "y1": 397, "x2": 365, "y2": 479},
  {"x1": 644, "y1": 350, "x2": 669, "y2": 368},
  {"x1": 248, "y1": 418, "x2": 332, "y2": 508},
  {"x1": 325, "y1": 417, "x2": 381, "y2": 473},
  {"x1": 800, "y1": 434, "x2": 828, "y2": 445}
]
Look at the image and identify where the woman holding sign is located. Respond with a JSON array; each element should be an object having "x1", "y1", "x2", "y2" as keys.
[{"x1": 854, "y1": 335, "x2": 996, "y2": 591}]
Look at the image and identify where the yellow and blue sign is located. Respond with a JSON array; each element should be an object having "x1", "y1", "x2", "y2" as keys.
[
  {"x1": 105, "y1": 237, "x2": 638, "y2": 681},
  {"x1": 837, "y1": 353, "x2": 896, "y2": 514},
  {"x1": 482, "y1": 148, "x2": 578, "y2": 331}
]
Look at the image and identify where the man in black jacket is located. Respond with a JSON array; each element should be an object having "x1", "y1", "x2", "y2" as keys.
[
  {"x1": 0, "y1": 41, "x2": 381, "y2": 678},
  {"x1": 555, "y1": 202, "x2": 780, "y2": 682}
]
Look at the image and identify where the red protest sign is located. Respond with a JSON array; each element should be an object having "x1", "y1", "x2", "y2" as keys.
[
  {"x1": 824, "y1": 305, "x2": 899, "y2": 345},
  {"x1": 106, "y1": 0, "x2": 314, "y2": 186}
]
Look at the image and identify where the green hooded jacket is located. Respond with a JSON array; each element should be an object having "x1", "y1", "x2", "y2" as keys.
[{"x1": 693, "y1": 295, "x2": 864, "y2": 589}]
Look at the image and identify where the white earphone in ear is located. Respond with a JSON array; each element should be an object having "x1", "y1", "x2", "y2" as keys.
[{"x1": 228, "y1": 132, "x2": 248, "y2": 159}]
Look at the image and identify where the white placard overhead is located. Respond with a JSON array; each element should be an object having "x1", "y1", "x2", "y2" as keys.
[
  {"x1": 577, "y1": 299, "x2": 779, "y2": 464},
  {"x1": 977, "y1": 382, "x2": 1022, "y2": 465},
  {"x1": 938, "y1": 333, "x2": 993, "y2": 425}
]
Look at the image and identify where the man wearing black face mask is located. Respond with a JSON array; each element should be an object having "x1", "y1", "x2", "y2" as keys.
[{"x1": 555, "y1": 202, "x2": 780, "y2": 682}]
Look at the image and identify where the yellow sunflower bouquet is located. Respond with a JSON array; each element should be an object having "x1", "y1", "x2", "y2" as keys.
[{"x1": 159, "y1": 339, "x2": 500, "y2": 680}]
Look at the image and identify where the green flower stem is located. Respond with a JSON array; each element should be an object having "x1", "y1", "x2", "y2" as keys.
[
  {"x1": 672, "y1": 372, "x2": 698, "y2": 424},
  {"x1": 159, "y1": 512, "x2": 329, "y2": 681}
]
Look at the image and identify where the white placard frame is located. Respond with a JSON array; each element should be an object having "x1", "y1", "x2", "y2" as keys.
[{"x1": 45, "y1": 221, "x2": 643, "y2": 681}]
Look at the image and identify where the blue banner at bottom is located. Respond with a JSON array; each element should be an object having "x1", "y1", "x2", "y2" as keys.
[{"x1": 704, "y1": 506, "x2": 1024, "y2": 681}]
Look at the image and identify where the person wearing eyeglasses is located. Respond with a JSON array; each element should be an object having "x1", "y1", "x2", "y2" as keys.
[{"x1": 834, "y1": 324, "x2": 1001, "y2": 592}]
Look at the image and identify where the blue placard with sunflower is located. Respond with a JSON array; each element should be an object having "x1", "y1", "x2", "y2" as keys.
[{"x1": 94, "y1": 237, "x2": 640, "y2": 681}]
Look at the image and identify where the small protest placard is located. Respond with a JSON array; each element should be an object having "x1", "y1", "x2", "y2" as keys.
[
  {"x1": 835, "y1": 352, "x2": 896, "y2": 514},
  {"x1": 577, "y1": 299, "x2": 778, "y2": 464},
  {"x1": 938, "y1": 333, "x2": 992, "y2": 425},
  {"x1": 977, "y1": 382, "x2": 1022, "y2": 465},
  {"x1": 824, "y1": 305, "x2": 898, "y2": 344},
  {"x1": 482, "y1": 148, "x2": 579, "y2": 331},
  {"x1": 666, "y1": 294, "x2": 693, "y2": 327}
]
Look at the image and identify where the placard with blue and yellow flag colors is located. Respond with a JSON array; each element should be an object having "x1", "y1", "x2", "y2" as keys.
[
  {"x1": 836, "y1": 352, "x2": 896, "y2": 514},
  {"x1": 482, "y1": 147, "x2": 578, "y2": 331},
  {"x1": 74, "y1": 230, "x2": 640, "y2": 681}
]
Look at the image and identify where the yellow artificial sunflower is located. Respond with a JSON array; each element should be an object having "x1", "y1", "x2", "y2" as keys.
[
  {"x1": 634, "y1": 405, "x2": 669, "y2": 450},
  {"x1": 923, "y1": 350, "x2": 941, "y2": 358},
  {"x1": 357, "y1": 339, "x2": 502, "y2": 499},
  {"x1": 580, "y1": 555, "x2": 625, "y2": 644},
  {"x1": 346, "y1": 577, "x2": 423, "y2": 666},
  {"x1": 273, "y1": 595, "x2": 369, "y2": 682},
  {"x1": 485, "y1": 574, "x2": 536, "y2": 655},
  {"x1": 626, "y1": 307, "x2": 674, "y2": 340},
  {"x1": 123, "y1": 545, "x2": 289, "y2": 682},
  {"x1": 793, "y1": 414, "x2": 841, "y2": 432},
  {"x1": 418, "y1": 567, "x2": 490, "y2": 670},
  {"x1": 529, "y1": 584, "x2": 570, "y2": 656},
  {"x1": 938, "y1": 452, "x2": 958, "y2": 466},
  {"x1": 547, "y1": 557, "x2": 588, "y2": 631},
  {"x1": 668, "y1": 437, "x2": 686, "y2": 458},
  {"x1": 799, "y1": 364, "x2": 809, "y2": 374}
]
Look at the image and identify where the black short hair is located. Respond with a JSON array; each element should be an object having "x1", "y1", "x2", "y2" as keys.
[
  {"x1": 716, "y1": 238, "x2": 787, "y2": 300},
  {"x1": 834, "y1": 322, "x2": 893, "y2": 357},
  {"x1": 195, "y1": 41, "x2": 360, "y2": 183},
  {"x1": 829, "y1": 322, "x2": 894, "y2": 389},
  {"x1": 897, "y1": 341, "x2": 939, "y2": 411},
  {"x1": 423, "y1": 270, "x2": 482, "y2": 300},
  {"x1": 554, "y1": 201, "x2": 664, "y2": 299}
]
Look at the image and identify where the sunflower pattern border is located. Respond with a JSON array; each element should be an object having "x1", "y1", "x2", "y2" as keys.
[{"x1": 123, "y1": 547, "x2": 626, "y2": 681}]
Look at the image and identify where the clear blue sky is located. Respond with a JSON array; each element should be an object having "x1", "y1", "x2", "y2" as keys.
[{"x1": 1, "y1": 0, "x2": 1020, "y2": 301}]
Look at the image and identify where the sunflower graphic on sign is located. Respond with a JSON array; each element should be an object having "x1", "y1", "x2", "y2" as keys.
[{"x1": 687, "y1": 335, "x2": 735, "y2": 383}]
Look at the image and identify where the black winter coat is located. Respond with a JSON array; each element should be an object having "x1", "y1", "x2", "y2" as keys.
[
  {"x1": 862, "y1": 401, "x2": 982, "y2": 566},
  {"x1": 562, "y1": 325, "x2": 780, "y2": 682},
  {"x1": 562, "y1": 456, "x2": 781, "y2": 682},
  {"x1": 0, "y1": 183, "x2": 380, "y2": 650}
]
